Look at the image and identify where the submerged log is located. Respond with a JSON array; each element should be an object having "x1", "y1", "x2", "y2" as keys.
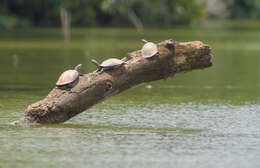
[{"x1": 14, "y1": 39, "x2": 212, "y2": 125}]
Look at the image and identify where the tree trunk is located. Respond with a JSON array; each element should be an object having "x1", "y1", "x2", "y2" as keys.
[
  {"x1": 60, "y1": 2, "x2": 71, "y2": 43},
  {"x1": 13, "y1": 39, "x2": 212, "y2": 125}
]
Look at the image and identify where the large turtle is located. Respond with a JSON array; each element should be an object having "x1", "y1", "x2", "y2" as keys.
[
  {"x1": 91, "y1": 58, "x2": 128, "y2": 73},
  {"x1": 56, "y1": 64, "x2": 82, "y2": 88},
  {"x1": 141, "y1": 39, "x2": 159, "y2": 58}
]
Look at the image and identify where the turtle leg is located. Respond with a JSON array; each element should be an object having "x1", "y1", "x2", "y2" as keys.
[
  {"x1": 67, "y1": 79, "x2": 79, "y2": 88},
  {"x1": 124, "y1": 61, "x2": 131, "y2": 64},
  {"x1": 98, "y1": 68, "x2": 104, "y2": 74},
  {"x1": 94, "y1": 66, "x2": 102, "y2": 73},
  {"x1": 68, "y1": 83, "x2": 73, "y2": 88}
]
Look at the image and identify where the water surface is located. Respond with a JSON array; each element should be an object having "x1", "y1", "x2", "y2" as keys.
[{"x1": 0, "y1": 26, "x2": 260, "y2": 168}]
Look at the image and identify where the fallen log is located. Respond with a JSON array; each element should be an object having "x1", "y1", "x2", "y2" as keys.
[{"x1": 13, "y1": 39, "x2": 212, "y2": 125}]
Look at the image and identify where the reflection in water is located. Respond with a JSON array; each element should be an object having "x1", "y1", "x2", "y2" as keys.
[
  {"x1": 0, "y1": 28, "x2": 260, "y2": 168},
  {"x1": 12, "y1": 54, "x2": 19, "y2": 66},
  {"x1": 0, "y1": 101, "x2": 260, "y2": 168}
]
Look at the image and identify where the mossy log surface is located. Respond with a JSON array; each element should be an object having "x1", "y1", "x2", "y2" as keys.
[{"x1": 14, "y1": 40, "x2": 212, "y2": 125}]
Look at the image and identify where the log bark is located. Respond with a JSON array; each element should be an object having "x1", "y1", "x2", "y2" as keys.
[{"x1": 13, "y1": 39, "x2": 212, "y2": 125}]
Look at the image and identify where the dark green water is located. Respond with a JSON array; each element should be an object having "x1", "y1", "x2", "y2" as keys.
[{"x1": 0, "y1": 26, "x2": 260, "y2": 168}]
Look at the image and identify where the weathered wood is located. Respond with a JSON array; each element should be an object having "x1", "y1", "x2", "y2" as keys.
[{"x1": 13, "y1": 39, "x2": 212, "y2": 125}]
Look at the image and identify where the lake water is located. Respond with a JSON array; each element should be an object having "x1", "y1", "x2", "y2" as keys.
[{"x1": 0, "y1": 25, "x2": 260, "y2": 168}]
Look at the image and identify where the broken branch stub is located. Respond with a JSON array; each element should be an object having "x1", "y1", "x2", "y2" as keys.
[{"x1": 15, "y1": 39, "x2": 212, "y2": 125}]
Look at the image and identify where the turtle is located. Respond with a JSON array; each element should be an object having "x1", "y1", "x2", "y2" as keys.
[
  {"x1": 91, "y1": 58, "x2": 128, "y2": 73},
  {"x1": 141, "y1": 39, "x2": 159, "y2": 58},
  {"x1": 56, "y1": 64, "x2": 82, "y2": 88}
]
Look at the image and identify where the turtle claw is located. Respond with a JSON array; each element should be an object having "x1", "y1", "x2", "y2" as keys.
[
  {"x1": 94, "y1": 68, "x2": 103, "y2": 74},
  {"x1": 124, "y1": 60, "x2": 131, "y2": 64},
  {"x1": 98, "y1": 69, "x2": 104, "y2": 74}
]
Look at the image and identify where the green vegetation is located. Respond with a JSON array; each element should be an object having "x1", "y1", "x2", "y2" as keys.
[
  {"x1": 1, "y1": 0, "x2": 260, "y2": 29},
  {"x1": 0, "y1": 0, "x2": 204, "y2": 28},
  {"x1": 226, "y1": 0, "x2": 260, "y2": 19}
]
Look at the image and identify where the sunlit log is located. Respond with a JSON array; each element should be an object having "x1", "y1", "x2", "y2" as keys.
[{"x1": 13, "y1": 39, "x2": 212, "y2": 125}]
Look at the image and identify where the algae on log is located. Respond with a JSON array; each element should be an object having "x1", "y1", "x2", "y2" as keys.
[{"x1": 14, "y1": 39, "x2": 212, "y2": 125}]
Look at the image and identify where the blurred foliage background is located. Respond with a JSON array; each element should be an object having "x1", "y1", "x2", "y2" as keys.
[{"x1": 0, "y1": 0, "x2": 260, "y2": 29}]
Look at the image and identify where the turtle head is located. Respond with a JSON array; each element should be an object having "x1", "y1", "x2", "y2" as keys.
[
  {"x1": 74, "y1": 64, "x2": 82, "y2": 71},
  {"x1": 165, "y1": 39, "x2": 175, "y2": 51},
  {"x1": 141, "y1": 39, "x2": 148, "y2": 44},
  {"x1": 91, "y1": 59, "x2": 100, "y2": 67}
]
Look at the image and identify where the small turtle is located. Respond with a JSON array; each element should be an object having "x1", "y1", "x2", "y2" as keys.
[
  {"x1": 91, "y1": 58, "x2": 128, "y2": 73},
  {"x1": 56, "y1": 64, "x2": 82, "y2": 88},
  {"x1": 141, "y1": 39, "x2": 159, "y2": 58}
]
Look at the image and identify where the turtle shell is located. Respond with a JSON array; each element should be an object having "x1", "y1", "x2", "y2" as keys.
[
  {"x1": 56, "y1": 70, "x2": 79, "y2": 87},
  {"x1": 100, "y1": 58, "x2": 125, "y2": 68},
  {"x1": 141, "y1": 42, "x2": 158, "y2": 58}
]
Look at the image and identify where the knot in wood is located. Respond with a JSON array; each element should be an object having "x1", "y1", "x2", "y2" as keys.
[{"x1": 105, "y1": 80, "x2": 113, "y2": 92}]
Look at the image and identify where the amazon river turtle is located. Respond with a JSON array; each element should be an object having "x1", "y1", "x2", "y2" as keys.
[
  {"x1": 91, "y1": 58, "x2": 128, "y2": 73},
  {"x1": 56, "y1": 64, "x2": 82, "y2": 88},
  {"x1": 141, "y1": 39, "x2": 159, "y2": 58}
]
